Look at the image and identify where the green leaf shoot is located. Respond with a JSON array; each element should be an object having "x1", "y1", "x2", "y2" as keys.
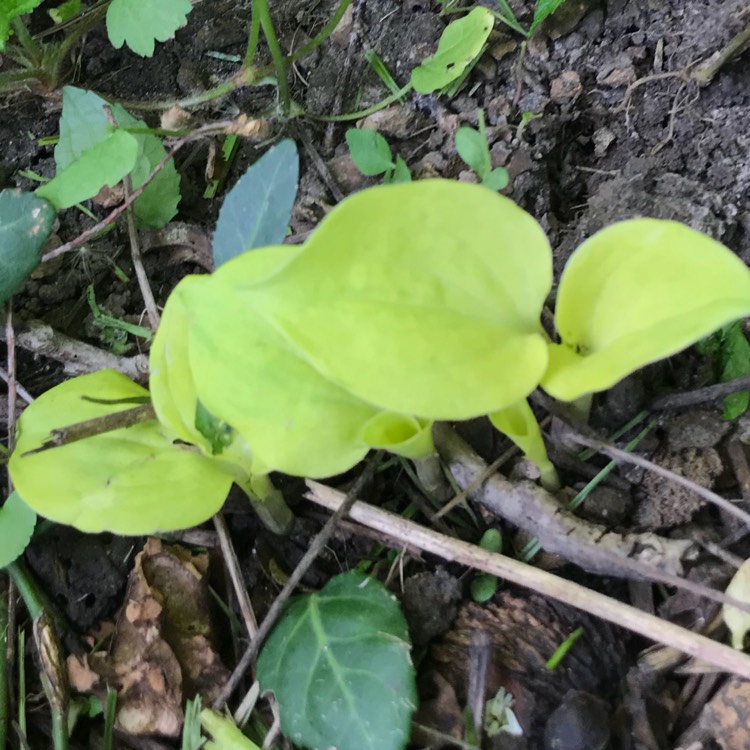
[
  {"x1": 106, "y1": 0, "x2": 192, "y2": 57},
  {"x1": 529, "y1": 0, "x2": 570, "y2": 36},
  {"x1": 212, "y1": 139, "x2": 299, "y2": 267},
  {"x1": 0, "y1": 189, "x2": 56, "y2": 306},
  {"x1": 257, "y1": 571, "x2": 416, "y2": 750},
  {"x1": 0, "y1": 491, "x2": 36, "y2": 568},
  {"x1": 411, "y1": 7, "x2": 494, "y2": 94},
  {"x1": 200, "y1": 710, "x2": 261, "y2": 750}
]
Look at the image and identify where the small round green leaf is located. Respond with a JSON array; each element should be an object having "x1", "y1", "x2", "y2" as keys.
[
  {"x1": 346, "y1": 129, "x2": 395, "y2": 176},
  {"x1": 0, "y1": 189, "x2": 56, "y2": 306},
  {"x1": 257, "y1": 571, "x2": 416, "y2": 750},
  {"x1": 0, "y1": 491, "x2": 36, "y2": 568}
]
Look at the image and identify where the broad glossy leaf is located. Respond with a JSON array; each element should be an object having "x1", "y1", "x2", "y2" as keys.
[
  {"x1": 9, "y1": 370, "x2": 231, "y2": 534},
  {"x1": 359, "y1": 413, "x2": 434, "y2": 459},
  {"x1": 0, "y1": 491, "x2": 36, "y2": 567},
  {"x1": 213, "y1": 139, "x2": 299, "y2": 267},
  {"x1": 106, "y1": 0, "x2": 192, "y2": 57},
  {"x1": 150, "y1": 275, "x2": 255, "y2": 474},
  {"x1": 257, "y1": 571, "x2": 416, "y2": 750},
  {"x1": 248, "y1": 180, "x2": 551, "y2": 419},
  {"x1": 0, "y1": 189, "x2": 56, "y2": 305},
  {"x1": 37, "y1": 129, "x2": 138, "y2": 209},
  {"x1": 411, "y1": 8, "x2": 494, "y2": 94},
  {"x1": 0, "y1": 0, "x2": 43, "y2": 50},
  {"x1": 178, "y1": 255, "x2": 377, "y2": 477},
  {"x1": 542, "y1": 219, "x2": 750, "y2": 401}
]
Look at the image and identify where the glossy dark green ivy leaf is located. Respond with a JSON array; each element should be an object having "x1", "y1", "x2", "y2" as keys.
[
  {"x1": 0, "y1": 189, "x2": 56, "y2": 305},
  {"x1": 212, "y1": 139, "x2": 299, "y2": 267},
  {"x1": 0, "y1": 491, "x2": 36, "y2": 568},
  {"x1": 257, "y1": 571, "x2": 416, "y2": 750}
]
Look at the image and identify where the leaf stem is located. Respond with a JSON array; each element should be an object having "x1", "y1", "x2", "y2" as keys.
[{"x1": 253, "y1": 0, "x2": 290, "y2": 115}]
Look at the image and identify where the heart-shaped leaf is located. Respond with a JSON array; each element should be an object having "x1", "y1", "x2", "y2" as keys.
[
  {"x1": 9, "y1": 370, "x2": 231, "y2": 534},
  {"x1": 0, "y1": 189, "x2": 56, "y2": 305},
  {"x1": 247, "y1": 180, "x2": 551, "y2": 419},
  {"x1": 212, "y1": 139, "x2": 299, "y2": 267},
  {"x1": 257, "y1": 571, "x2": 416, "y2": 750},
  {"x1": 0, "y1": 491, "x2": 36, "y2": 568},
  {"x1": 542, "y1": 219, "x2": 750, "y2": 401}
]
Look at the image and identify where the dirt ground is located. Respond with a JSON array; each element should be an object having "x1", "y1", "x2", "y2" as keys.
[{"x1": 3, "y1": 1, "x2": 750, "y2": 748}]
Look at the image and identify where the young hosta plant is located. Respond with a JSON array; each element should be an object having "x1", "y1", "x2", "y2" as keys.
[{"x1": 257, "y1": 571, "x2": 416, "y2": 750}]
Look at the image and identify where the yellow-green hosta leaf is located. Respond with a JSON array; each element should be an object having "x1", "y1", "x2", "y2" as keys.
[
  {"x1": 247, "y1": 180, "x2": 551, "y2": 419},
  {"x1": 179, "y1": 273, "x2": 376, "y2": 478},
  {"x1": 542, "y1": 219, "x2": 750, "y2": 401},
  {"x1": 359, "y1": 412, "x2": 434, "y2": 459},
  {"x1": 9, "y1": 370, "x2": 231, "y2": 534}
]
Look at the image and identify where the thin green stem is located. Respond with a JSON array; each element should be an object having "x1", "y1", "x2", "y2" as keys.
[
  {"x1": 5, "y1": 563, "x2": 42, "y2": 621},
  {"x1": 253, "y1": 0, "x2": 290, "y2": 114},
  {"x1": 290, "y1": 0, "x2": 354, "y2": 62},
  {"x1": 243, "y1": 4, "x2": 262, "y2": 68},
  {"x1": 237, "y1": 474, "x2": 295, "y2": 535},
  {"x1": 310, "y1": 82, "x2": 413, "y2": 121}
]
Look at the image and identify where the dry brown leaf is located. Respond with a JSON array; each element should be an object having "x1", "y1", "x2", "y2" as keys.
[{"x1": 66, "y1": 538, "x2": 229, "y2": 737}]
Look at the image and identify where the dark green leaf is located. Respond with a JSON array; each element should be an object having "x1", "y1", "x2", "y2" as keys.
[
  {"x1": 720, "y1": 322, "x2": 750, "y2": 420},
  {"x1": 212, "y1": 139, "x2": 299, "y2": 267},
  {"x1": 346, "y1": 129, "x2": 395, "y2": 176},
  {"x1": 0, "y1": 189, "x2": 56, "y2": 305},
  {"x1": 0, "y1": 491, "x2": 37, "y2": 567},
  {"x1": 257, "y1": 571, "x2": 416, "y2": 750}
]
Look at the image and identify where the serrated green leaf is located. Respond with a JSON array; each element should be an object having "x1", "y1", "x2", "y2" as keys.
[
  {"x1": 529, "y1": 0, "x2": 569, "y2": 35},
  {"x1": 212, "y1": 139, "x2": 299, "y2": 267},
  {"x1": 54, "y1": 87, "x2": 180, "y2": 227},
  {"x1": 0, "y1": 189, "x2": 56, "y2": 305},
  {"x1": 0, "y1": 0, "x2": 43, "y2": 50},
  {"x1": 542, "y1": 219, "x2": 750, "y2": 401},
  {"x1": 346, "y1": 129, "x2": 394, "y2": 176},
  {"x1": 257, "y1": 571, "x2": 416, "y2": 750},
  {"x1": 0, "y1": 491, "x2": 36, "y2": 568},
  {"x1": 9, "y1": 370, "x2": 231, "y2": 534},
  {"x1": 106, "y1": 0, "x2": 192, "y2": 57},
  {"x1": 247, "y1": 180, "x2": 551, "y2": 419},
  {"x1": 719, "y1": 322, "x2": 750, "y2": 420},
  {"x1": 411, "y1": 8, "x2": 494, "y2": 94},
  {"x1": 37, "y1": 129, "x2": 139, "y2": 209}
]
